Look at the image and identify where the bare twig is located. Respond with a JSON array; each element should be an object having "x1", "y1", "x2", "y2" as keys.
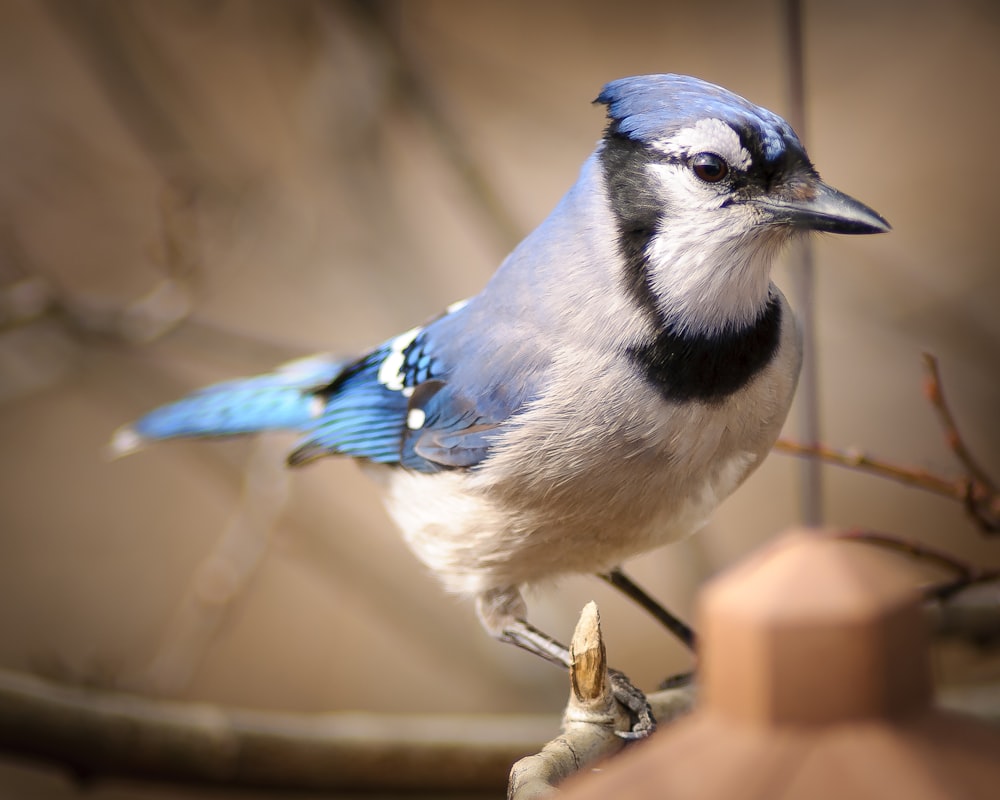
[
  {"x1": 830, "y1": 528, "x2": 1000, "y2": 645},
  {"x1": 921, "y1": 352, "x2": 998, "y2": 532},
  {"x1": 775, "y1": 353, "x2": 999, "y2": 533},
  {"x1": 139, "y1": 436, "x2": 290, "y2": 694},
  {"x1": 773, "y1": 438, "x2": 965, "y2": 500},
  {"x1": 831, "y1": 528, "x2": 1000, "y2": 602},
  {"x1": 343, "y1": 2, "x2": 523, "y2": 252},
  {"x1": 0, "y1": 667, "x2": 550, "y2": 793},
  {"x1": 921, "y1": 353, "x2": 995, "y2": 493}
]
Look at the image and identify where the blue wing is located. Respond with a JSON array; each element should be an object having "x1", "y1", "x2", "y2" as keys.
[
  {"x1": 120, "y1": 302, "x2": 541, "y2": 473},
  {"x1": 289, "y1": 307, "x2": 527, "y2": 472}
]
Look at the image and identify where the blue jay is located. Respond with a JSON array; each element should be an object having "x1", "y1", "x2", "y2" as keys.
[{"x1": 115, "y1": 74, "x2": 888, "y2": 732}]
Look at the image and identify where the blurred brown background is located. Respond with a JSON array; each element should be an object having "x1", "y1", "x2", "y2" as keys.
[{"x1": 0, "y1": 0, "x2": 997, "y2": 797}]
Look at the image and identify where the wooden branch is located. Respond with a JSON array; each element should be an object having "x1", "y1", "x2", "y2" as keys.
[
  {"x1": 0, "y1": 606, "x2": 699, "y2": 799},
  {"x1": 508, "y1": 603, "x2": 696, "y2": 799},
  {"x1": 508, "y1": 602, "x2": 627, "y2": 799},
  {"x1": 0, "y1": 667, "x2": 551, "y2": 793},
  {"x1": 2, "y1": 591, "x2": 989, "y2": 800}
]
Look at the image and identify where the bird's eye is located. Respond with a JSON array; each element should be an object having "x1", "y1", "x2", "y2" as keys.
[{"x1": 691, "y1": 153, "x2": 729, "y2": 183}]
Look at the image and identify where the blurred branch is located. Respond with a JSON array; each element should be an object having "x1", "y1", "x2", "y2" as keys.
[
  {"x1": 0, "y1": 179, "x2": 201, "y2": 359},
  {"x1": 0, "y1": 277, "x2": 54, "y2": 331},
  {"x1": 0, "y1": 606, "x2": 691, "y2": 798},
  {"x1": 42, "y1": 0, "x2": 215, "y2": 183},
  {"x1": 0, "y1": 667, "x2": 549, "y2": 793},
  {"x1": 0, "y1": 600, "x2": 989, "y2": 798},
  {"x1": 937, "y1": 682, "x2": 1000, "y2": 728},
  {"x1": 829, "y1": 529, "x2": 1000, "y2": 646},
  {"x1": 775, "y1": 352, "x2": 999, "y2": 533},
  {"x1": 835, "y1": 529, "x2": 988, "y2": 586},
  {"x1": 929, "y1": 580, "x2": 1000, "y2": 647},
  {"x1": 113, "y1": 182, "x2": 201, "y2": 344},
  {"x1": 138, "y1": 436, "x2": 291, "y2": 694},
  {"x1": 343, "y1": 0, "x2": 523, "y2": 251},
  {"x1": 833, "y1": 529, "x2": 1000, "y2": 600}
]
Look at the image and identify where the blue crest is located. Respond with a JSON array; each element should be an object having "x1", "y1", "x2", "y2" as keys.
[{"x1": 596, "y1": 74, "x2": 798, "y2": 163}]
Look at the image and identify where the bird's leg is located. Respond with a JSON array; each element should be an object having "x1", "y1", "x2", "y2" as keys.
[
  {"x1": 598, "y1": 567, "x2": 698, "y2": 652},
  {"x1": 498, "y1": 615, "x2": 572, "y2": 668},
  {"x1": 476, "y1": 588, "x2": 656, "y2": 737}
]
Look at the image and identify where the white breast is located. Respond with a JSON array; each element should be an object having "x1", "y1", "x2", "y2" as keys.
[{"x1": 372, "y1": 441, "x2": 760, "y2": 598}]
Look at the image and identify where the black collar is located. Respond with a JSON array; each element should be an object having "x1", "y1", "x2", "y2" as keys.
[
  {"x1": 600, "y1": 132, "x2": 784, "y2": 403},
  {"x1": 627, "y1": 297, "x2": 783, "y2": 403}
]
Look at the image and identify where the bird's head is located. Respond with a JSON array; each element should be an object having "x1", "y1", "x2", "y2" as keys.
[{"x1": 595, "y1": 74, "x2": 889, "y2": 334}]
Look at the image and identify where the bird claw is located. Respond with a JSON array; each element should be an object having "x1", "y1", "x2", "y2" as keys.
[{"x1": 608, "y1": 668, "x2": 656, "y2": 739}]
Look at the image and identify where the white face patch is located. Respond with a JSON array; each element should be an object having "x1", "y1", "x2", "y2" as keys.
[
  {"x1": 639, "y1": 153, "x2": 786, "y2": 336},
  {"x1": 406, "y1": 407, "x2": 426, "y2": 430},
  {"x1": 650, "y1": 118, "x2": 752, "y2": 171},
  {"x1": 376, "y1": 325, "x2": 421, "y2": 392}
]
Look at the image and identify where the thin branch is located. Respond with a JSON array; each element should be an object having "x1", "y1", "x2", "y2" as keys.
[
  {"x1": 138, "y1": 436, "x2": 290, "y2": 694},
  {"x1": 921, "y1": 352, "x2": 999, "y2": 532},
  {"x1": 0, "y1": 667, "x2": 550, "y2": 793},
  {"x1": 343, "y1": 1, "x2": 523, "y2": 252},
  {"x1": 774, "y1": 354, "x2": 999, "y2": 533},
  {"x1": 833, "y1": 528, "x2": 980, "y2": 582},
  {"x1": 921, "y1": 352, "x2": 996, "y2": 492},
  {"x1": 773, "y1": 438, "x2": 965, "y2": 500},
  {"x1": 829, "y1": 529, "x2": 1000, "y2": 645},
  {"x1": 831, "y1": 528, "x2": 1000, "y2": 602}
]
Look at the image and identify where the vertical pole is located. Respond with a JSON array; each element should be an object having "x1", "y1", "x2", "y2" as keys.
[{"x1": 783, "y1": 0, "x2": 824, "y2": 525}]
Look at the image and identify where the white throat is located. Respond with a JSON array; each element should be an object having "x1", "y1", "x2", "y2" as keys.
[
  {"x1": 636, "y1": 153, "x2": 792, "y2": 337},
  {"x1": 645, "y1": 222, "x2": 786, "y2": 336}
]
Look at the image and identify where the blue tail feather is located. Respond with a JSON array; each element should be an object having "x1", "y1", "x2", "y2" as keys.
[{"x1": 114, "y1": 355, "x2": 349, "y2": 453}]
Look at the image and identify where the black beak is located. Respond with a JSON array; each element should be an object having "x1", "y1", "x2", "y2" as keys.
[{"x1": 759, "y1": 179, "x2": 891, "y2": 235}]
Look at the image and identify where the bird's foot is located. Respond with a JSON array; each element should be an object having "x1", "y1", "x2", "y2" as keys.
[{"x1": 608, "y1": 668, "x2": 656, "y2": 739}]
